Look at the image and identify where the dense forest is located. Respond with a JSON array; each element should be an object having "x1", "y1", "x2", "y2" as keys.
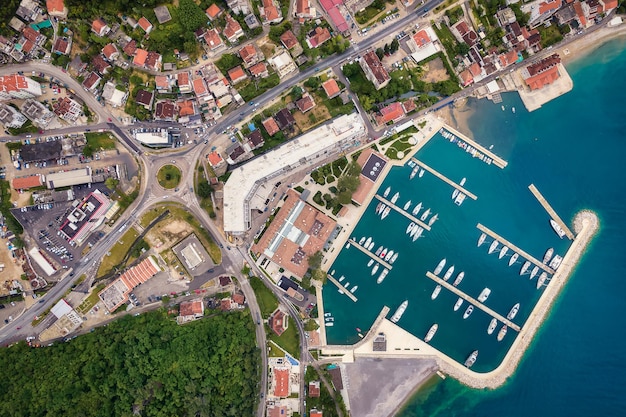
[{"x1": 0, "y1": 311, "x2": 260, "y2": 417}]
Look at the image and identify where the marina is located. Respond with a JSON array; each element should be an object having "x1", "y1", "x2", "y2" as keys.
[
  {"x1": 374, "y1": 195, "x2": 432, "y2": 232},
  {"x1": 528, "y1": 184, "x2": 575, "y2": 240},
  {"x1": 326, "y1": 274, "x2": 358, "y2": 302},
  {"x1": 410, "y1": 158, "x2": 478, "y2": 201},
  {"x1": 476, "y1": 223, "x2": 556, "y2": 275},
  {"x1": 425, "y1": 271, "x2": 521, "y2": 332},
  {"x1": 439, "y1": 125, "x2": 508, "y2": 169},
  {"x1": 347, "y1": 238, "x2": 393, "y2": 270}
]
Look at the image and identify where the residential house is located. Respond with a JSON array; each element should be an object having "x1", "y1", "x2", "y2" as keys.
[
  {"x1": 138, "y1": 17, "x2": 153, "y2": 34},
  {"x1": 177, "y1": 99, "x2": 196, "y2": 118},
  {"x1": 177, "y1": 299, "x2": 204, "y2": 324},
  {"x1": 135, "y1": 89, "x2": 154, "y2": 109},
  {"x1": 145, "y1": 51, "x2": 162, "y2": 72},
  {"x1": 53, "y1": 96, "x2": 82, "y2": 122},
  {"x1": 226, "y1": 0, "x2": 250, "y2": 14},
  {"x1": 204, "y1": 29, "x2": 225, "y2": 51},
  {"x1": 123, "y1": 39, "x2": 137, "y2": 56},
  {"x1": 239, "y1": 44, "x2": 263, "y2": 68},
  {"x1": 306, "y1": 26, "x2": 331, "y2": 48},
  {"x1": 600, "y1": 0, "x2": 618, "y2": 11},
  {"x1": 82, "y1": 71, "x2": 101, "y2": 91},
  {"x1": 267, "y1": 405, "x2": 288, "y2": 417},
  {"x1": 498, "y1": 49, "x2": 520, "y2": 69},
  {"x1": 0, "y1": 103, "x2": 27, "y2": 129},
  {"x1": 46, "y1": 0, "x2": 67, "y2": 18},
  {"x1": 526, "y1": 0, "x2": 563, "y2": 28},
  {"x1": 310, "y1": 410, "x2": 323, "y2": 417},
  {"x1": 22, "y1": 26, "x2": 45, "y2": 47},
  {"x1": 0, "y1": 74, "x2": 42, "y2": 100},
  {"x1": 226, "y1": 142, "x2": 246, "y2": 164},
  {"x1": 91, "y1": 19, "x2": 110, "y2": 37},
  {"x1": 556, "y1": 3, "x2": 578, "y2": 25},
  {"x1": 521, "y1": 53, "x2": 562, "y2": 90},
  {"x1": 16, "y1": 0, "x2": 40, "y2": 21},
  {"x1": 92, "y1": 54, "x2": 111, "y2": 74},
  {"x1": 318, "y1": 0, "x2": 349, "y2": 33},
  {"x1": 296, "y1": 92, "x2": 315, "y2": 113},
  {"x1": 376, "y1": 101, "x2": 405, "y2": 124},
  {"x1": 280, "y1": 30, "x2": 303, "y2": 57},
  {"x1": 269, "y1": 308, "x2": 288, "y2": 335},
  {"x1": 275, "y1": 108, "x2": 295, "y2": 129},
  {"x1": 20, "y1": 99, "x2": 55, "y2": 127},
  {"x1": 192, "y1": 77, "x2": 209, "y2": 97},
  {"x1": 224, "y1": 14, "x2": 244, "y2": 43},
  {"x1": 101, "y1": 81, "x2": 128, "y2": 107},
  {"x1": 295, "y1": 0, "x2": 314, "y2": 19},
  {"x1": 206, "y1": 4, "x2": 223, "y2": 20},
  {"x1": 269, "y1": 51, "x2": 297, "y2": 78},
  {"x1": 207, "y1": 151, "x2": 225, "y2": 169},
  {"x1": 308, "y1": 381, "x2": 321, "y2": 397},
  {"x1": 155, "y1": 75, "x2": 171, "y2": 91},
  {"x1": 249, "y1": 62, "x2": 269, "y2": 78},
  {"x1": 133, "y1": 48, "x2": 148, "y2": 67},
  {"x1": 260, "y1": 0, "x2": 283, "y2": 24},
  {"x1": 177, "y1": 71, "x2": 192, "y2": 93},
  {"x1": 359, "y1": 50, "x2": 390, "y2": 90},
  {"x1": 459, "y1": 69, "x2": 473, "y2": 86},
  {"x1": 102, "y1": 43, "x2": 119, "y2": 61},
  {"x1": 246, "y1": 129, "x2": 265, "y2": 150},
  {"x1": 452, "y1": 20, "x2": 478, "y2": 47},
  {"x1": 154, "y1": 101, "x2": 176, "y2": 120},
  {"x1": 11, "y1": 174, "x2": 44, "y2": 190},
  {"x1": 262, "y1": 117, "x2": 280, "y2": 136},
  {"x1": 228, "y1": 66, "x2": 247, "y2": 84},
  {"x1": 322, "y1": 78, "x2": 341, "y2": 98},
  {"x1": 460, "y1": 62, "x2": 484, "y2": 86},
  {"x1": 496, "y1": 7, "x2": 517, "y2": 27},
  {"x1": 52, "y1": 38, "x2": 70, "y2": 55},
  {"x1": 407, "y1": 29, "x2": 431, "y2": 53},
  {"x1": 573, "y1": 1, "x2": 590, "y2": 28},
  {"x1": 153, "y1": 5, "x2": 172, "y2": 24}
]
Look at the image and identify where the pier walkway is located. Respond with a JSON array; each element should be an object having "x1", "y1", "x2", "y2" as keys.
[
  {"x1": 441, "y1": 125, "x2": 508, "y2": 169},
  {"x1": 477, "y1": 223, "x2": 556, "y2": 275},
  {"x1": 425, "y1": 272, "x2": 521, "y2": 332},
  {"x1": 374, "y1": 195, "x2": 432, "y2": 231},
  {"x1": 348, "y1": 239, "x2": 392, "y2": 270},
  {"x1": 327, "y1": 274, "x2": 358, "y2": 302},
  {"x1": 410, "y1": 159, "x2": 478, "y2": 201},
  {"x1": 528, "y1": 184, "x2": 574, "y2": 240}
]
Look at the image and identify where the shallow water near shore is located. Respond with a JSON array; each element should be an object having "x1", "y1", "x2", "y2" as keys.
[{"x1": 394, "y1": 37, "x2": 626, "y2": 416}]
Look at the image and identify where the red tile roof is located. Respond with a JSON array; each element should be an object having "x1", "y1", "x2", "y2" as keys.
[
  {"x1": 224, "y1": 15, "x2": 243, "y2": 41},
  {"x1": 133, "y1": 48, "x2": 148, "y2": 66},
  {"x1": 525, "y1": 65, "x2": 560, "y2": 90},
  {"x1": 204, "y1": 29, "x2": 223, "y2": 50},
  {"x1": 273, "y1": 369, "x2": 290, "y2": 397},
  {"x1": 46, "y1": 0, "x2": 65, "y2": 14},
  {"x1": 239, "y1": 44, "x2": 259, "y2": 64},
  {"x1": 361, "y1": 50, "x2": 390, "y2": 86},
  {"x1": 297, "y1": 0, "x2": 311, "y2": 15},
  {"x1": 379, "y1": 102, "x2": 405, "y2": 123},
  {"x1": 12, "y1": 175, "x2": 43, "y2": 190},
  {"x1": 250, "y1": 62, "x2": 268, "y2": 77},
  {"x1": 232, "y1": 293, "x2": 245, "y2": 305},
  {"x1": 310, "y1": 411, "x2": 323, "y2": 417},
  {"x1": 322, "y1": 79, "x2": 340, "y2": 98},
  {"x1": 220, "y1": 298, "x2": 232, "y2": 311},
  {"x1": 267, "y1": 405, "x2": 288, "y2": 417},
  {"x1": 145, "y1": 51, "x2": 161, "y2": 71},
  {"x1": 52, "y1": 38, "x2": 69, "y2": 54},
  {"x1": 469, "y1": 62, "x2": 481, "y2": 77},
  {"x1": 138, "y1": 17, "x2": 152, "y2": 32},
  {"x1": 102, "y1": 43, "x2": 118, "y2": 60},
  {"x1": 123, "y1": 40, "x2": 137, "y2": 56},
  {"x1": 262, "y1": 117, "x2": 280, "y2": 136},
  {"x1": 412, "y1": 29, "x2": 431, "y2": 47},
  {"x1": 459, "y1": 69, "x2": 473, "y2": 86},
  {"x1": 179, "y1": 299, "x2": 204, "y2": 317},
  {"x1": 228, "y1": 66, "x2": 247, "y2": 84},
  {"x1": 539, "y1": 0, "x2": 562, "y2": 14},
  {"x1": 206, "y1": 3, "x2": 222, "y2": 19},
  {"x1": 177, "y1": 100, "x2": 195, "y2": 116},
  {"x1": 307, "y1": 27, "x2": 331, "y2": 48},
  {"x1": 92, "y1": 19, "x2": 107, "y2": 35},
  {"x1": 603, "y1": 0, "x2": 618, "y2": 9},
  {"x1": 22, "y1": 27, "x2": 40, "y2": 43},
  {"x1": 573, "y1": 1, "x2": 587, "y2": 26},
  {"x1": 192, "y1": 77, "x2": 208, "y2": 96},
  {"x1": 155, "y1": 75, "x2": 169, "y2": 89},
  {"x1": 401, "y1": 99, "x2": 416, "y2": 113},
  {"x1": 308, "y1": 381, "x2": 321, "y2": 397},
  {"x1": 269, "y1": 309, "x2": 287, "y2": 335},
  {"x1": 296, "y1": 93, "x2": 315, "y2": 112},
  {"x1": 155, "y1": 101, "x2": 176, "y2": 119},
  {"x1": 280, "y1": 30, "x2": 300, "y2": 49},
  {"x1": 207, "y1": 151, "x2": 224, "y2": 166},
  {"x1": 177, "y1": 71, "x2": 190, "y2": 87}
]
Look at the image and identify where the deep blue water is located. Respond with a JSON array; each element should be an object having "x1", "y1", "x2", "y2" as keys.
[
  {"x1": 324, "y1": 36, "x2": 626, "y2": 415},
  {"x1": 395, "y1": 37, "x2": 626, "y2": 416}
]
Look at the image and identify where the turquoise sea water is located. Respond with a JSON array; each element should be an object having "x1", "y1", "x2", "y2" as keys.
[{"x1": 325, "y1": 36, "x2": 626, "y2": 415}]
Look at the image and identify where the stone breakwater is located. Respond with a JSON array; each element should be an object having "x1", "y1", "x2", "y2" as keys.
[{"x1": 438, "y1": 210, "x2": 600, "y2": 389}]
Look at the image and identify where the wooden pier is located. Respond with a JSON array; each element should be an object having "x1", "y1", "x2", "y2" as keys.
[
  {"x1": 410, "y1": 159, "x2": 478, "y2": 201},
  {"x1": 528, "y1": 184, "x2": 574, "y2": 240},
  {"x1": 374, "y1": 195, "x2": 431, "y2": 231},
  {"x1": 425, "y1": 271, "x2": 521, "y2": 332},
  {"x1": 347, "y1": 239, "x2": 392, "y2": 270},
  {"x1": 327, "y1": 274, "x2": 358, "y2": 302},
  {"x1": 441, "y1": 125, "x2": 508, "y2": 169},
  {"x1": 476, "y1": 223, "x2": 556, "y2": 275}
]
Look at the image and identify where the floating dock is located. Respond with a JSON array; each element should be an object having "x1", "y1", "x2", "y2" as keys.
[
  {"x1": 327, "y1": 274, "x2": 358, "y2": 302},
  {"x1": 348, "y1": 239, "x2": 392, "y2": 270},
  {"x1": 410, "y1": 159, "x2": 478, "y2": 201},
  {"x1": 441, "y1": 125, "x2": 508, "y2": 169},
  {"x1": 476, "y1": 223, "x2": 556, "y2": 275},
  {"x1": 425, "y1": 271, "x2": 521, "y2": 332},
  {"x1": 374, "y1": 195, "x2": 431, "y2": 231},
  {"x1": 528, "y1": 184, "x2": 574, "y2": 240}
]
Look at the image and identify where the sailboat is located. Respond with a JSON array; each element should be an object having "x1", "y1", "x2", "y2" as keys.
[
  {"x1": 420, "y1": 208, "x2": 431, "y2": 222},
  {"x1": 488, "y1": 318, "x2": 497, "y2": 335},
  {"x1": 508, "y1": 252, "x2": 519, "y2": 266},
  {"x1": 403, "y1": 200, "x2": 412, "y2": 211},
  {"x1": 428, "y1": 213, "x2": 438, "y2": 227},
  {"x1": 434, "y1": 259, "x2": 446, "y2": 275},
  {"x1": 383, "y1": 187, "x2": 391, "y2": 198},
  {"x1": 412, "y1": 202, "x2": 422, "y2": 216},
  {"x1": 371, "y1": 263, "x2": 379, "y2": 275},
  {"x1": 488, "y1": 240, "x2": 499, "y2": 254},
  {"x1": 390, "y1": 192, "x2": 400, "y2": 204},
  {"x1": 406, "y1": 222, "x2": 416, "y2": 235},
  {"x1": 409, "y1": 166, "x2": 419, "y2": 179},
  {"x1": 530, "y1": 266, "x2": 539, "y2": 280},
  {"x1": 498, "y1": 245, "x2": 509, "y2": 259},
  {"x1": 520, "y1": 260, "x2": 530, "y2": 275},
  {"x1": 367, "y1": 259, "x2": 374, "y2": 267},
  {"x1": 477, "y1": 233, "x2": 486, "y2": 247},
  {"x1": 452, "y1": 188, "x2": 459, "y2": 200},
  {"x1": 418, "y1": 169, "x2": 425, "y2": 178},
  {"x1": 412, "y1": 227, "x2": 423, "y2": 241},
  {"x1": 443, "y1": 266, "x2": 455, "y2": 281},
  {"x1": 537, "y1": 272, "x2": 548, "y2": 289},
  {"x1": 453, "y1": 297, "x2": 463, "y2": 311},
  {"x1": 424, "y1": 324, "x2": 438, "y2": 343},
  {"x1": 452, "y1": 271, "x2": 464, "y2": 287},
  {"x1": 431, "y1": 285, "x2": 441, "y2": 300}
]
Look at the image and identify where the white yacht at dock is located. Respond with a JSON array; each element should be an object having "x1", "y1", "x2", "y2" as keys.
[
  {"x1": 477, "y1": 233, "x2": 486, "y2": 247},
  {"x1": 434, "y1": 259, "x2": 446, "y2": 275},
  {"x1": 443, "y1": 266, "x2": 455, "y2": 281},
  {"x1": 452, "y1": 271, "x2": 464, "y2": 287},
  {"x1": 412, "y1": 202, "x2": 422, "y2": 216},
  {"x1": 488, "y1": 240, "x2": 499, "y2": 254},
  {"x1": 383, "y1": 187, "x2": 391, "y2": 198},
  {"x1": 424, "y1": 324, "x2": 438, "y2": 343},
  {"x1": 420, "y1": 208, "x2": 431, "y2": 221},
  {"x1": 390, "y1": 300, "x2": 408, "y2": 323}
]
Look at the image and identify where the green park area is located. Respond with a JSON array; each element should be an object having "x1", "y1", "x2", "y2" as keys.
[
  {"x1": 157, "y1": 164, "x2": 182, "y2": 189},
  {"x1": 96, "y1": 227, "x2": 139, "y2": 278},
  {"x1": 250, "y1": 276, "x2": 279, "y2": 319}
]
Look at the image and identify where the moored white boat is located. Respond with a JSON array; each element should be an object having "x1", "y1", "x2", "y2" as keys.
[
  {"x1": 452, "y1": 271, "x2": 464, "y2": 287},
  {"x1": 507, "y1": 303, "x2": 520, "y2": 320},
  {"x1": 326, "y1": 322, "x2": 334, "y2": 327},
  {"x1": 464, "y1": 350, "x2": 478, "y2": 368},
  {"x1": 324, "y1": 312, "x2": 332, "y2": 317},
  {"x1": 488, "y1": 240, "x2": 499, "y2": 254},
  {"x1": 478, "y1": 288, "x2": 491, "y2": 302},
  {"x1": 359, "y1": 237, "x2": 366, "y2": 245},
  {"x1": 428, "y1": 213, "x2": 438, "y2": 226},
  {"x1": 412, "y1": 202, "x2": 422, "y2": 216},
  {"x1": 412, "y1": 227, "x2": 423, "y2": 241},
  {"x1": 376, "y1": 202, "x2": 382, "y2": 214},
  {"x1": 549, "y1": 255, "x2": 563, "y2": 270},
  {"x1": 367, "y1": 259, "x2": 374, "y2": 267},
  {"x1": 390, "y1": 300, "x2": 408, "y2": 323},
  {"x1": 463, "y1": 305, "x2": 474, "y2": 319},
  {"x1": 364, "y1": 237, "x2": 372, "y2": 248},
  {"x1": 537, "y1": 272, "x2": 548, "y2": 289},
  {"x1": 460, "y1": 177, "x2": 466, "y2": 186},
  {"x1": 420, "y1": 208, "x2": 431, "y2": 221},
  {"x1": 520, "y1": 260, "x2": 530, "y2": 275},
  {"x1": 508, "y1": 252, "x2": 519, "y2": 266},
  {"x1": 431, "y1": 285, "x2": 441, "y2": 300},
  {"x1": 543, "y1": 248, "x2": 554, "y2": 264},
  {"x1": 499, "y1": 245, "x2": 509, "y2": 259},
  {"x1": 453, "y1": 297, "x2": 463, "y2": 311},
  {"x1": 443, "y1": 265, "x2": 455, "y2": 281},
  {"x1": 376, "y1": 268, "x2": 389, "y2": 284},
  {"x1": 454, "y1": 193, "x2": 466, "y2": 206},
  {"x1": 383, "y1": 187, "x2": 391, "y2": 198},
  {"x1": 487, "y1": 318, "x2": 497, "y2": 335},
  {"x1": 403, "y1": 200, "x2": 412, "y2": 211},
  {"x1": 339, "y1": 275, "x2": 345, "y2": 282},
  {"x1": 375, "y1": 246, "x2": 383, "y2": 256},
  {"x1": 477, "y1": 233, "x2": 486, "y2": 247},
  {"x1": 550, "y1": 219, "x2": 566, "y2": 239},
  {"x1": 406, "y1": 222, "x2": 416, "y2": 234},
  {"x1": 434, "y1": 259, "x2": 446, "y2": 275},
  {"x1": 380, "y1": 248, "x2": 388, "y2": 258},
  {"x1": 497, "y1": 325, "x2": 507, "y2": 341},
  {"x1": 390, "y1": 192, "x2": 400, "y2": 204},
  {"x1": 381, "y1": 206, "x2": 391, "y2": 219},
  {"x1": 530, "y1": 266, "x2": 539, "y2": 280},
  {"x1": 409, "y1": 166, "x2": 419, "y2": 179},
  {"x1": 384, "y1": 250, "x2": 394, "y2": 262},
  {"x1": 371, "y1": 263, "x2": 379, "y2": 275},
  {"x1": 452, "y1": 188, "x2": 459, "y2": 200},
  {"x1": 389, "y1": 253, "x2": 398, "y2": 264},
  {"x1": 367, "y1": 241, "x2": 375, "y2": 251},
  {"x1": 345, "y1": 242, "x2": 351, "y2": 249},
  {"x1": 424, "y1": 324, "x2": 438, "y2": 343},
  {"x1": 350, "y1": 285, "x2": 358, "y2": 293},
  {"x1": 418, "y1": 169, "x2": 424, "y2": 178}
]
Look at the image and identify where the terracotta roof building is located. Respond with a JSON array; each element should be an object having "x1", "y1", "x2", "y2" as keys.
[
  {"x1": 249, "y1": 62, "x2": 269, "y2": 78},
  {"x1": 82, "y1": 72, "x2": 101, "y2": 91},
  {"x1": 306, "y1": 27, "x2": 331, "y2": 48},
  {"x1": 98, "y1": 257, "x2": 160, "y2": 312},
  {"x1": 273, "y1": 368, "x2": 290, "y2": 397},
  {"x1": 239, "y1": 44, "x2": 262, "y2": 67},
  {"x1": 296, "y1": 0, "x2": 313, "y2": 19},
  {"x1": 268, "y1": 308, "x2": 288, "y2": 335},
  {"x1": 135, "y1": 89, "x2": 154, "y2": 109},
  {"x1": 138, "y1": 17, "x2": 153, "y2": 34},
  {"x1": 155, "y1": 75, "x2": 170, "y2": 91},
  {"x1": 224, "y1": 14, "x2": 244, "y2": 43},
  {"x1": 275, "y1": 108, "x2": 295, "y2": 129},
  {"x1": 228, "y1": 66, "x2": 247, "y2": 84},
  {"x1": 377, "y1": 101, "x2": 405, "y2": 124},
  {"x1": 310, "y1": 411, "x2": 323, "y2": 417},
  {"x1": 155, "y1": 101, "x2": 176, "y2": 120},
  {"x1": 308, "y1": 381, "x2": 321, "y2": 397},
  {"x1": 296, "y1": 93, "x2": 316, "y2": 113},
  {"x1": 46, "y1": 0, "x2": 67, "y2": 17},
  {"x1": 145, "y1": 51, "x2": 162, "y2": 72},
  {"x1": 91, "y1": 19, "x2": 109, "y2": 36},
  {"x1": 53, "y1": 96, "x2": 82, "y2": 122},
  {"x1": 123, "y1": 39, "x2": 137, "y2": 56},
  {"x1": 52, "y1": 38, "x2": 70, "y2": 55},
  {"x1": 133, "y1": 48, "x2": 148, "y2": 66},
  {"x1": 192, "y1": 77, "x2": 209, "y2": 97},
  {"x1": 12, "y1": 174, "x2": 44, "y2": 190},
  {"x1": 177, "y1": 299, "x2": 204, "y2": 323},
  {"x1": 522, "y1": 53, "x2": 562, "y2": 90},
  {"x1": 177, "y1": 100, "x2": 195, "y2": 117},
  {"x1": 204, "y1": 28, "x2": 224, "y2": 51},
  {"x1": 207, "y1": 150, "x2": 225, "y2": 168},
  {"x1": 322, "y1": 79, "x2": 341, "y2": 98},
  {"x1": 318, "y1": 0, "x2": 349, "y2": 32},
  {"x1": 280, "y1": 30, "x2": 300, "y2": 50},
  {"x1": 262, "y1": 117, "x2": 280, "y2": 136},
  {"x1": 360, "y1": 50, "x2": 390, "y2": 90},
  {"x1": 260, "y1": 0, "x2": 283, "y2": 24},
  {"x1": 206, "y1": 3, "x2": 223, "y2": 20},
  {"x1": 177, "y1": 71, "x2": 192, "y2": 93},
  {"x1": 267, "y1": 405, "x2": 288, "y2": 417},
  {"x1": 408, "y1": 29, "x2": 431, "y2": 52},
  {"x1": 246, "y1": 129, "x2": 264, "y2": 150},
  {"x1": 102, "y1": 43, "x2": 119, "y2": 61}
]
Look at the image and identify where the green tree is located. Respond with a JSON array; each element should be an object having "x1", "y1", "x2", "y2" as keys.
[
  {"x1": 376, "y1": 48, "x2": 384, "y2": 60},
  {"x1": 308, "y1": 251, "x2": 323, "y2": 270},
  {"x1": 82, "y1": 144, "x2": 94, "y2": 157},
  {"x1": 178, "y1": 0, "x2": 206, "y2": 32},
  {"x1": 104, "y1": 178, "x2": 119, "y2": 190},
  {"x1": 197, "y1": 180, "x2": 212, "y2": 199}
]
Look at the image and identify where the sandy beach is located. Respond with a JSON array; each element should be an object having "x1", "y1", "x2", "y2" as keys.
[{"x1": 559, "y1": 22, "x2": 626, "y2": 65}]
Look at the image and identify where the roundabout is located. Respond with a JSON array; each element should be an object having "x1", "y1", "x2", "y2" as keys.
[{"x1": 157, "y1": 164, "x2": 182, "y2": 189}]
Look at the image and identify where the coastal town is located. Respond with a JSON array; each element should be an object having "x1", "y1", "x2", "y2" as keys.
[{"x1": 0, "y1": 0, "x2": 616, "y2": 415}]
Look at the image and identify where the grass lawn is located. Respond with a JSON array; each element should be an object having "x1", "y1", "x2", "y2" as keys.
[
  {"x1": 250, "y1": 276, "x2": 279, "y2": 318},
  {"x1": 139, "y1": 206, "x2": 169, "y2": 228},
  {"x1": 75, "y1": 284, "x2": 106, "y2": 314},
  {"x1": 97, "y1": 228, "x2": 139, "y2": 277},
  {"x1": 268, "y1": 342, "x2": 285, "y2": 357},
  {"x1": 157, "y1": 164, "x2": 182, "y2": 189},
  {"x1": 84, "y1": 132, "x2": 116, "y2": 150},
  {"x1": 385, "y1": 137, "x2": 415, "y2": 160},
  {"x1": 293, "y1": 104, "x2": 332, "y2": 132},
  {"x1": 268, "y1": 316, "x2": 300, "y2": 359}
]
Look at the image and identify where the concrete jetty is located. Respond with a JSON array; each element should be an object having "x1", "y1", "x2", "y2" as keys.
[
  {"x1": 374, "y1": 195, "x2": 431, "y2": 231},
  {"x1": 347, "y1": 238, "x2": 392, "y2": 270},
  {"x1": 425, "y1": 271, "x2": 521, "y2": 332},
  {"x1": 441, "y1": 125, "x2": 508, "y2": 169},
  {"x1": 410, "y1": 158, "x2": 478, "y2": 200},
  {"x1": 528, "y1": 184, "x2": 575, "y2": 240},
  {"x1": 477, "y1": 223, "x2": 556, "y2": 275},
  {"x1": 327, "y1": 274, "x2": 358, "y2": 302}
]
